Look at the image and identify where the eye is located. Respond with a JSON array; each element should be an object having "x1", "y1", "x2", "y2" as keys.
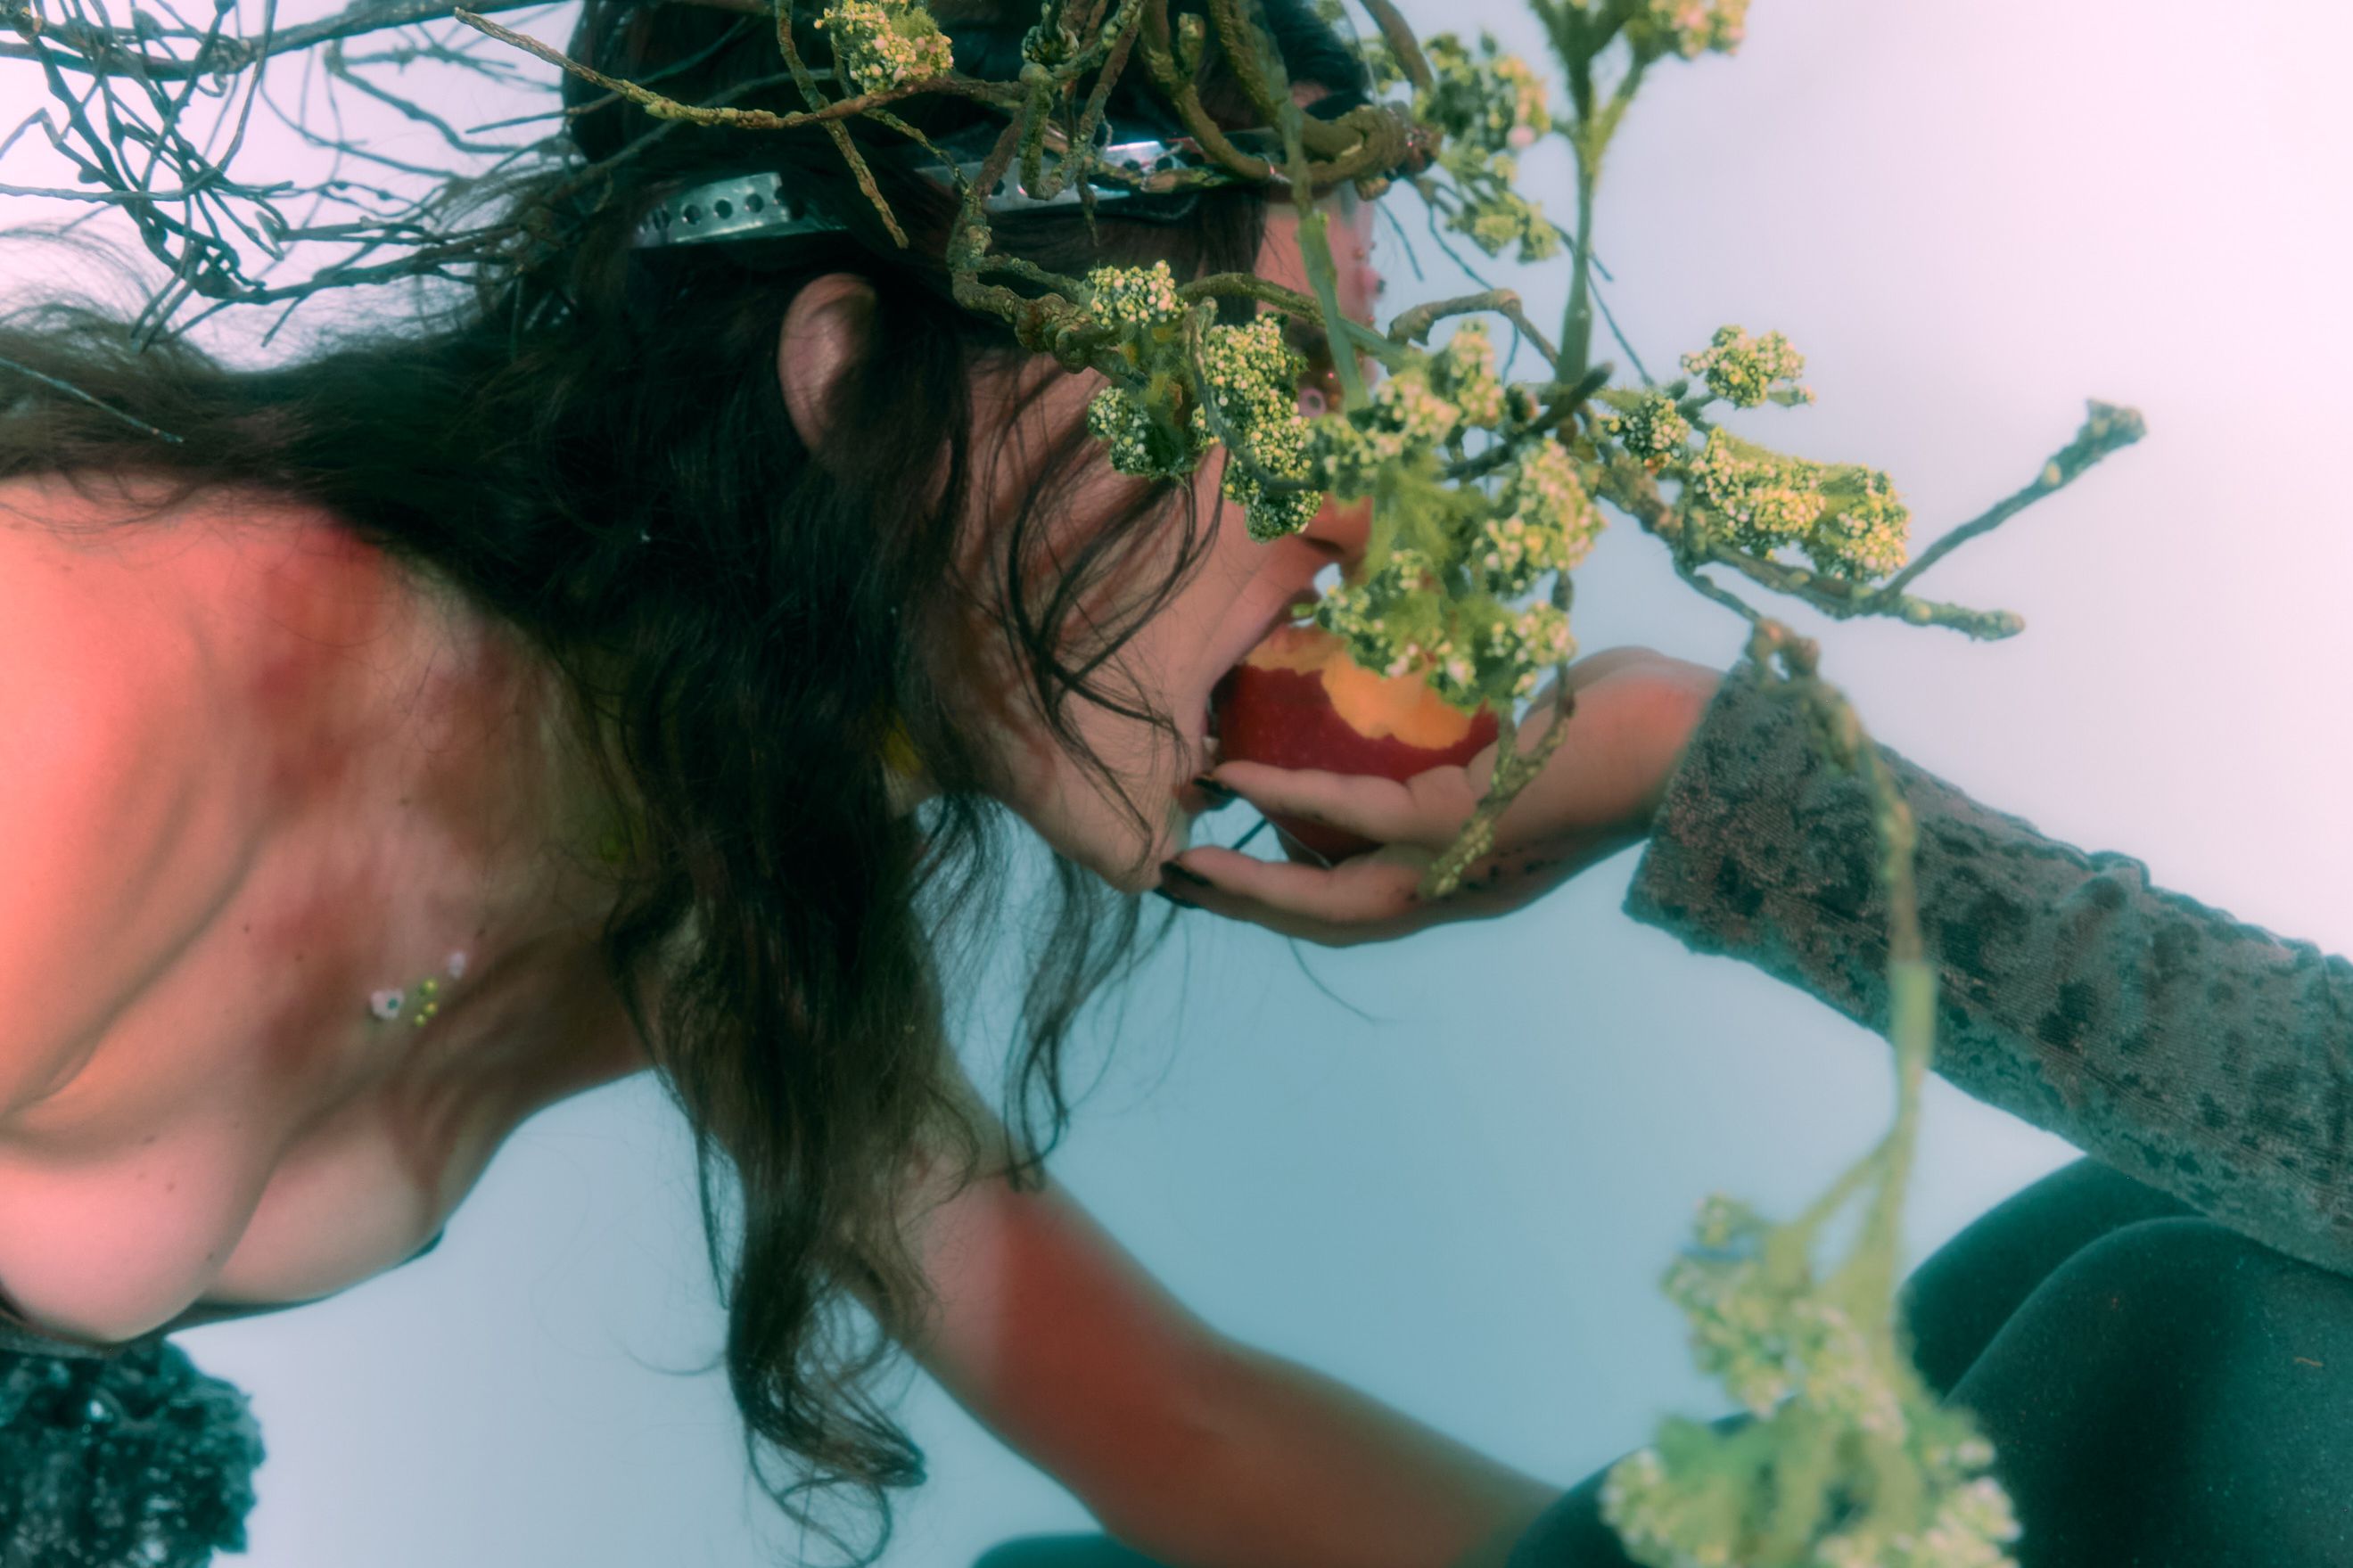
[{"x1": 1295, "y1": 354, "x2": 1342, "y2": 417}]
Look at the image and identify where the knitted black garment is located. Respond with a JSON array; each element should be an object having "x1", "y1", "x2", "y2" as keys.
[{"x1": 0, "y1": 1341, "x2": 263, "y2": 1568}]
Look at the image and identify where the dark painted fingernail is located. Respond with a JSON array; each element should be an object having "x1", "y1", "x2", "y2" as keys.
[
  {"x1": 1161, "y1": 859, "x2": 1212, "y2": 887},
  {"x1": 1152, "y1": 887, "x2": 1195, "y2": 907},
  {"x1": 1190, "y1": 776, "x2": 1238, "y2": 805}
]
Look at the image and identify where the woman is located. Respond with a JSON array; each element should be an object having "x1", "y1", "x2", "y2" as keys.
[
  {"x1": 0, "y1": 3, "x2": 2347, "y2": 1568},
  {"x1": 0, "y1": 2, "x2": 1568, "y2": 1562}
]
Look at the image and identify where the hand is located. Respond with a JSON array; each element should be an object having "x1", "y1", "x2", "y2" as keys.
[{"x1": 1159, "y1": 647, "x2": 1723, "y2": 947}]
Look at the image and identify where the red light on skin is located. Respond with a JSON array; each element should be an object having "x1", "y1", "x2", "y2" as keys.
[{"x1": 1208, "y1": 622, "x2": 1498, "y2": 865}]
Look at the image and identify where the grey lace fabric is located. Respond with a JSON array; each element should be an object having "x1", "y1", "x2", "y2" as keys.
[{"x1": 1623, "y1": 663, "x2": 2353, "y2": 1280}]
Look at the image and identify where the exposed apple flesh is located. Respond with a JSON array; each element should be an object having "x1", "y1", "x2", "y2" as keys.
[{"x1": 1208, "y1": 620, "x2": 1500, "y2": 864}]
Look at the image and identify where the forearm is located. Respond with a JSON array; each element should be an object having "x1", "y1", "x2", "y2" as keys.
[
  {"x1": 1625, "y1": 667, "x2": 2353, "y2": 1278},
  {"x1": 1100, "y1": 1342, "x2": 1563, "y2": 1568}
]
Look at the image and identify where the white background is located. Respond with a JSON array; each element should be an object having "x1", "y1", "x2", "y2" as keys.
[{"x1": 4, "y1": 1, "x2": 2349, "y2": 1563}]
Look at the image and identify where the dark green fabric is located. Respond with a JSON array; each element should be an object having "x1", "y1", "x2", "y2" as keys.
[
  {"x1": 0, "y1": 1227, "x2": 450, "y2": 1560},
  {"x1": 1499, "y1": 1157, "x2": 2353, "y2": 1566},
  {"x1": 0, "y1": 1335, "x2": 264, "y2": 1567}
]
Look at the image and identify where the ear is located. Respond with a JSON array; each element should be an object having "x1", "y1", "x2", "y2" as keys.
[{"x1": 777, "y1": 272, "x2": 878, "y2": 456}]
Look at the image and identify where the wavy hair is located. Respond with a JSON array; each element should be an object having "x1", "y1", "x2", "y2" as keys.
[{"x1": 0, "y1": 0, "x2": 1370, "y2": 1559}]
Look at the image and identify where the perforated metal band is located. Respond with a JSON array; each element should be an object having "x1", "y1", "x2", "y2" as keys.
[{"x1": 630, "y1": 115, "x2": 1373, "y2": 247}]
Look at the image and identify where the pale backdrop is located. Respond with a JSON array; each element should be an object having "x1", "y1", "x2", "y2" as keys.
[{"x1": 3, "y1": 1, "x2": 2347, "y2": 1563}]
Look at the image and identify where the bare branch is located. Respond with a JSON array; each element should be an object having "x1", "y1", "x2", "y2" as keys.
[{"x1": 0, "y1": 0, "x2": 557, "y2": 79}]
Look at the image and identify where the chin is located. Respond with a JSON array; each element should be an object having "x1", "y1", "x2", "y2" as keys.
[{"x1": 1047, "y1": 792, "x2": 1190, "y2": 896}]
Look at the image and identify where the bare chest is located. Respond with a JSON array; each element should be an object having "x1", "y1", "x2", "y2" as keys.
[
  {"x1": 0, "y1": 862, "x2": 644, "y2": 1339},
  {"x1": 0, "y1": 482, "x2": 649, "y2": 1345}
]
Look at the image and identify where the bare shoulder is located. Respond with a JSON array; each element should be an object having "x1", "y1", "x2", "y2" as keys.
[{"x1": 0, "y1": 473, "x2": 269, "y2": 1120}]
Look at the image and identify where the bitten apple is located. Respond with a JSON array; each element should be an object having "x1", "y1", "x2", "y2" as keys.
[{"x1": 1208, "y1": 620, "x2": 1500, "y2": 864}]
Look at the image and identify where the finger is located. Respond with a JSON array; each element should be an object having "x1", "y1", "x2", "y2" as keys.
[
  {"x1": 1161, "y1": 843, "x2": 1431, "y2": 945},
  {"x1": 1202, "y1": 758, "x2": 1488, "y2": 852}
]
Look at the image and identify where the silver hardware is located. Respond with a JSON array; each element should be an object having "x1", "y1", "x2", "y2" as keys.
[{"x1": 631, "y1": 124, "x2": 1346, "y2": 249}]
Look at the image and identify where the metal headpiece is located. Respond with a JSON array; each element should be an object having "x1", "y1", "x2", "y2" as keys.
[{"x1": 631, "y1": 89, "x2": 1388, "y2": 249}]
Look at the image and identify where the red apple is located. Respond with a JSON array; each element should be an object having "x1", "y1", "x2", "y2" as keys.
[{"x1": 1208, "y1": 620, "x2": 1499, "y2": 865}]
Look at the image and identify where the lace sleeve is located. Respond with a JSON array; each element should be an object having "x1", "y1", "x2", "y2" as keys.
[{"x1": 1622, "y1": 666, "x2": 2353, "y2": 1279}]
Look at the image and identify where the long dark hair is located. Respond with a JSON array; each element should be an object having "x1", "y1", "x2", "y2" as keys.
[{"x1": 0, "y1": 0, "x2": 1369, "y2": 1559}]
